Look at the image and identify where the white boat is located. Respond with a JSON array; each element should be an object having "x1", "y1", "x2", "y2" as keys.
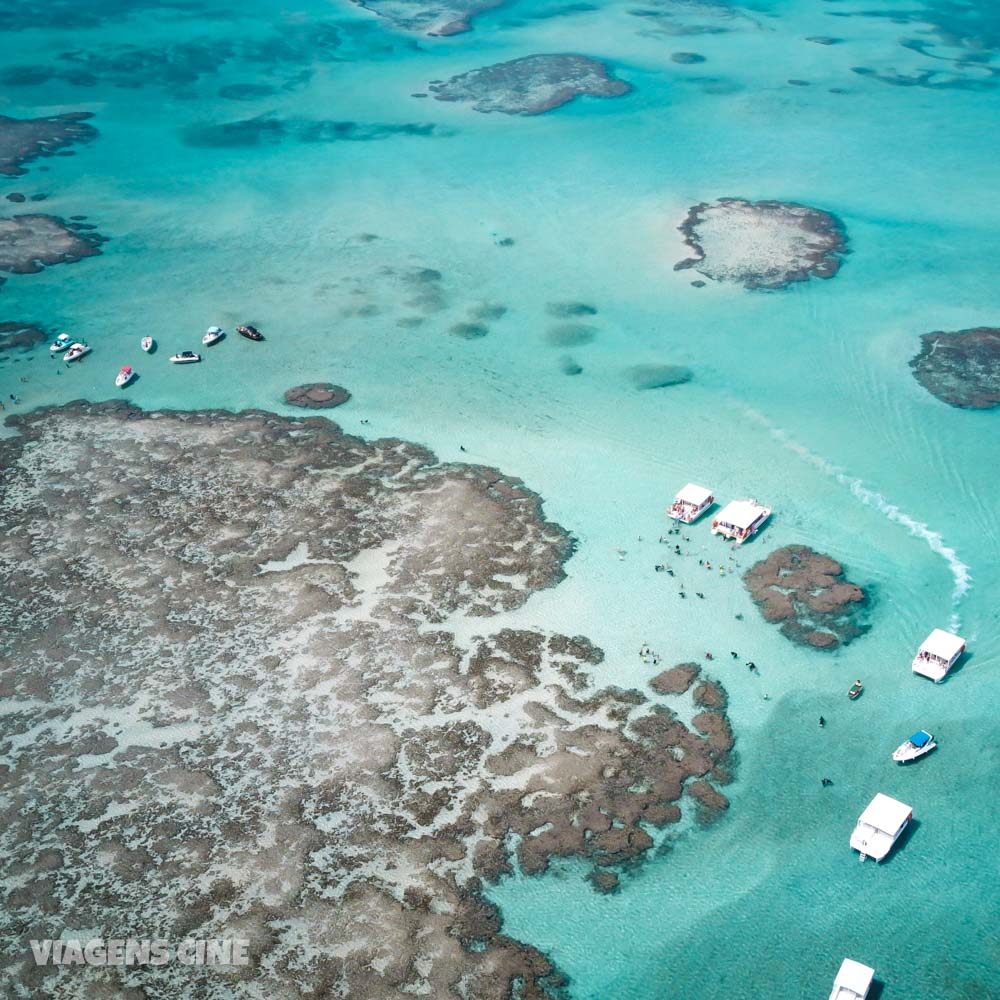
[
  {"x1": 141, "y1": 336, "x2": 154, "y2": 352},
  {"x1": 912, "y1": 628, "x2": 965, "y2": 682},
  {"x1": 711, "y1": 498, "x2": 771, "y2": 543},
  {"x1": 115, "y1": 366, "x2": 135, "y2": 388},
  {"x1": 202, "y1": 326, "x2": 225, "y2": 346},
  {"x1": 667, "y1": 483, "x2": 714, "y2": 524},
  {"x1": 850, "y1": 793, "x2": 912, "y2": 862},
  {"x1": 64, "y1": 342, "x2": 91, "y2": 363},
  {"x1": 170, "y1": 351, "x2": 201, "y2": 364},
  {"x1": 892, "y1": 730, "x2": 936, "y2": 763},
  {"x1": 49, "y1": 333, "x2": 72, "y2": 353},
  {"x1": 829, "y1": 958, "x2": 875, "y2": 1000}
]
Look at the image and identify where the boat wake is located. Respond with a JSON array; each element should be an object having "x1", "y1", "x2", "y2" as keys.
[{"x1": 742, "y1": 407, "x2": 971, "y2": 628}]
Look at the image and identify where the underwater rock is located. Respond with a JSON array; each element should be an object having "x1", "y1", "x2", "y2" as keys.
[
  {"x1": 675, "y1": 198, "x2": 847, "y2": 289},
  {"x1": 429, "y1": 53, "x2": 631, "y2": 115},
  {"x1": 908, "y1": 327, "x2": 1000, "y2": 409},
  {"x1": 588, "y1": 870, "x2": 620, "y2": 894},
  {"x1": 650, "y1": 662, "x2": 700, "y2": 695},
  {"x1": 284, "y1": 383, "x2": 352, "y2": 409},
  {"x1": 547, "y1": 300, "x2": 597, "y2": 317},
  {"x1": 559, "y1": 355, "x2": 583, "y2": 375},
  {"x1": 0, "y1": 401, "x2": 734, "y2": 996},
  {"x1": 743, "y1": 545, "x2": 867, "y2": 649},
  {"x1": 350, "y1": 0, "x2": 506, "y2": 35},
  {"x1": 181, "y1": 116, "x2": 441, "y2": 148},
  {"x1": 546, "y1": 322, "x2": 597, "y2": 346},
  {"x1": 450, "y1": 321, "x2": 489, "y2": 338},
  {"x1": 0, "y1": 321, "x2": 47, "y2": 354},
  {"x1": 0, "y1": 112, "x2": 97, "y2": 177},
  {"x1": 671, "y1": 52, "x2": 706, "y2": 63},
  {"x1": 0, "y1": 214, "x2": 106, "y2": 286},
  {"x1": 626, "y1": 364, "x2": 693, "y2": 389}
]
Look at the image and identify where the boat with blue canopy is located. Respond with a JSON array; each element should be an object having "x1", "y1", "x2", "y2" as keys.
[{"x1": 892, "y1": 729, "x2": 936, "y2": 763}]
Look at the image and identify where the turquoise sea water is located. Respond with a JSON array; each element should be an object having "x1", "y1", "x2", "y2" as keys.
[{"x1": 2, "y1": 0, "x2": 999, "y2": 996}]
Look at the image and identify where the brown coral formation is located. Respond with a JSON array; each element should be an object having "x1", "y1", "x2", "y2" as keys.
[
  {"x1": 0, "y1": 402, "x2": 734, "y2": 998},
  {"x1": 429, "y1": 54, "x2": 632, "y2": 115},
  {"x1": 283, "y1": 382, "x2": 351, "y2": 409},
  {"x1": 908, "y1": 327, "x2": 1000, "y2": 409},
  {"x1": 743, "y1": 544, "x2": 868, "y2": 649},
  {"x1": 650, "y1": 662, "x2": 700, "y2": 694},
  {"x1": 0, "y1": 213, "x2": 106, "y2": 286},
  {"x1": 0, "y1": 112, "x2": 97, "y2": 177}
]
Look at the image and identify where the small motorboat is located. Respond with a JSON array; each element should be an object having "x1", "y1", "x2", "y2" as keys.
[
  {"x1": 202, "y1": 326, "x2": 226, "y2": 346},
  {"x1": 237, "y1": 324, "x2": 264, "y2": 342},
  {"x1": 170, "y1": 351, "x2": 201, "y2": 364},
  {"x1": 848, "y1": 679, "x2": 863, "y2": 700},
  {"x1": 116, "y1": 366, "x2": 135, "y2": 388},
  {"x1": 892, "y1": 730, "x2": 936, "y2": 763},
  {"x1": 64, "y1": 342, "x2": 91, "y2": 362},
  {"x1": 141, "y1": 336, "x2": 154, "y2": 352},
  {"x1": 49, "y1": 333, "x2": 72, "y2": 353}
]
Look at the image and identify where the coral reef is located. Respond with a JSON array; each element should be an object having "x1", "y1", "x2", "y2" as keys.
[
  {"x1": 650, "y1": 662, "x2": 700, "y2": 694},
  {"x1": 429, "y1": 54, "x2": 631, "y2": 115},
  {"x1": 0, "y1": 321, "x2": 47, "y2": 354},
  {"x1": 0, "y1": 214, "x2": 106, "y2": 287},
  {"x1": 283, "y1": 383, "x2": 352, "y2": 409},
  {"x1": 675, "y1": 198, "x2": 847, "y2": 289},
  {"x1": 909, "y1": 327, "x2": 1000, "y2": 409},
  {"x1": 743, "y1": 545, "x2": 868, "y2": 649},
  {"x1": 0, "y1": 112, "x2": 97, "y2": 177},
  {"x1": 350, "y1": 0, "x2": 506, "y2": 36},
  {"x1": 181, "y1": 116, "x2": 442, "y2": 148},
  {"x1": 627, "y1": 364, "x2": 693, "y2": 389},
  {"x1": 0, "y1": 402, "x2": 734, "y2": 998}
]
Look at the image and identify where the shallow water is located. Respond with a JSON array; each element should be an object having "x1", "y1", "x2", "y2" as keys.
[{"x1": 2, "y1": 0, "x2": 999, "y2": 995}]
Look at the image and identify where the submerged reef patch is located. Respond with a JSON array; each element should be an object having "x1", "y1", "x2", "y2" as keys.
[
  {"x1": 429, "y1": 54, "x2": 631, "y2": 115},
  {"x1": 743, "y1": 545, "x2": 868, "y2": 649},
  {"x1": 349, "y1": 0, "x2": 506, "y2": 35},
  {"x1": 284, "y1": 383, "x2": 352, "y2": 409},
  {"x1": 0, "y1": 112, "x2": 97, "y2": 177},
  {"x1": 0, "y1": 214, "x2": 106, "y2": 287},
  {"x1": 675, "y1": 198, "x2": 847, "y2": 289},
  {"x1": 0, "y1": 321, "x2": 47, "y2": 354},
  {"x1": 181, "y1": 116, "x2": 443, "y2": 148},
  {"x1": 0, "y1": 402, "x2": 734, "y2": 997},
  {"x1": 546, "y1": 322, "x2": 597, "y2": 346},
  {"x1": 627, "y1": 364, "x2": 693, "y2": 389},
  {"x1": 909, "y1": 327, "x2": 1000, "y2": 409}
]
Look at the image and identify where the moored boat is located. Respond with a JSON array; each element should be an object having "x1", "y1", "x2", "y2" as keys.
[
  {"x1": 667, "y1": 483, "x2": 714, "y2": 524},
  {"x1": 237, "y1": 324, "x2": 264, "y2": 341},
  {"x1": 912, "y1": 628, "x2": 966, "y2": 682},
  {"x1": 202, "y1": 326, "x2": 226, "y2": 346},
  {"x1": 115, "y1": 366, "x2": 135, "y2": 388},
  {"x1": 711, "y1": 498, "x2": 771, "y2": 543},
  {"x1": 49, "y1": 333, "x2": 72, "y2": 353},
  {"x1": 170, "y1": 351, "x2": 201, "y2": 364},
  {"x1": 892, "y1": 730, "x2": 936, "y2": 763},
  {"x1": 850, "y1": 793, "x2": 912, "y2": 862},
  {"x1": 829, "y1": 958, "x2": 875, "y2": 1000},
  {"x1": 64, "y1": 342, "x2": 91, "y2": 362},
  {"x1": 848, "y1": 679, "x2": 863, "y2": 700},
  {"x1": 141, "y1": 336, "x2": 154, "y2": 352}
]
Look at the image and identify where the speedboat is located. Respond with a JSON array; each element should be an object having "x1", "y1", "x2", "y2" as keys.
[
  {"x1": 829, "y1": 958, "x2": 875, "y2": 1000},
  {"x1": 141, "y1": 336, "x2": 154, "y2": 352},
  {"x1": 848, "y1": 679, "x2": 863, "y2": 700},
  {"x1": 49, "y1": 333, "x2": 72, "y2": 353},
  {"x1": 667, "y1": 483, "x2": 714, "y2": 524},
  {"x1": 202, "y1": 326, "x2": 226, "y2": 346},
  {"x1": 64, "y1": 342, "x2": 91, "y2": 362},
  {"x1": 711, "y1": 498, "x2": 771, "y2": 544},
  {"x1": 892, "y1": 730, "x2": 936, "y2": 763},
  {"x1": 115, "y1": 366, "x2": 135, "y2": 388},
  {"x1": 170, "y1": 351, "x2": 201, "y2": 364},
  {"x1": 850, "y1": 792, "x2": 912, "y2": 862},
  {"x1": 237, "y1": 324, "x2": 264, "y2": 341}
]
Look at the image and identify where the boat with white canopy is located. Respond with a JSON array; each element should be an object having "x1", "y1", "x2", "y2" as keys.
[
  {"x1": 829, "y1": 958, "x2": 875, "y2": 1000},
  {"x1": 667, "y1": 483, "x2": 714, "y2": 524},
  {"x1": 850, "y1": 793, "x2": 912, "y2": 862},
  {"x1": 912, "y1": 628, "x2": 965, "y2": 682},
  {"x1": 711, "y1": 498, "x2": 771, "y2": 543}
]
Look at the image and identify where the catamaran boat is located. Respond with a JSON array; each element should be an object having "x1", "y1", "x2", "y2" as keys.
[
  {"x1": 202, "y1": 326, "x2": 226, "y2": 346},
  {"x1": 711, "y1": 499, "x2": 771, "y2": 543},
  {"x1": 237, "y1": 324, "x2": 264, "y2": 341},
  {"x1": 892, "y1": 730, "x2": 936, "y2": 763},
  {"x1": 115, "y1": 366, "x2": 135, "y2": 388},
  {"x1": 64, "y1": 342, "x2": 91, "y2": 363},
  {"x1": 170, "y1": 351, "x2": 201, "y2": 364},
  {"x1": 912, "y1": 628, "x2": 966, "y2": 682},
  {"x1": 850, "y1": 793, "x2": 912, "y2": 862},
  {"x1": 667, "y1": 483, "x2": 714, "y2": 524},
  {"x1": 829, "y1": 958, "x2": 875, "y2": 1000},
  {"x1": 49, "y1": 332, "x2": 72, "y2": 353},
  {"x1": 141, "y1": 336, "x2": 154, "y2": 352}
]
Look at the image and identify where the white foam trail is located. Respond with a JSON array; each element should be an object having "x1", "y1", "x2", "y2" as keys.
[{"x1": 742, "y1": 407, "x2": 971, "y2": 627}]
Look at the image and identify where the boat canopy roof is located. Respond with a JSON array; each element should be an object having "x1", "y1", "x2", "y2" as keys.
[
  {"x1": 675, "y1": 483, "x2": 712, "y2": 506},
  {"x1": 909, "y1": 730, "x2": 932, "y2": 748},
  {"x1": 834, "y1": 959, "x2": 875, "y2": 994},
  {"x1": 858, "y1": 793, "x2": 911, "y2": 833},
  {"x1": 716, "y1": 499, "x2": 767, "y2": 529},
  {"x1": 920, "y1": 628, "x2": 965, "y2": 661}
]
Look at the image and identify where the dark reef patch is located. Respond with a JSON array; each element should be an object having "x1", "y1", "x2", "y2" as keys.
[
  {"x1": 909, "y1": 327, "x2": 1000, "y2": 409},
  {"x1": 0, "y1": 214, "x2": 106, "y2": 287},
  {"x1": 218, "y1": 83, "x2": 278, "y2": 100},
  {"x1": 559, "y1": 355, "x2": 583, "y2": 375},
  {"x1": 743, "y1": 545, "x2": 868, "y2": 649},
  {"x1": 450, "y1": 321, "x2": 489, "y2": 339},
  {"x1": 0, "y1": 112, "x2": 97, "y2": 178},
  {"x1": 181, "y1": 116, "x2": 443, "y2": 148},
  {"x1": 626, "y1": 364, "x2": 693, "y2": 389},
  {"x1": 429, "y1": 53, "x2": 631, "y2": 115},
  {"x1": 547, "y1": 300, "x2": 597, "y2": 317},
  {"x1": 545, "y1": 322, "x2": 597, "y2": 347},
  {"x1": 671, "y1": 52, "x2": 706, "y2": 63},
  {"x1": 650, "y1": 662, "x2": 700, "y2": 695},
  {"x1": 284, "y1": 383, "x2": 352, "y2": 409},
  {"x1": 0, "y1": 321, "x2": 47, "y2": 354}
]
